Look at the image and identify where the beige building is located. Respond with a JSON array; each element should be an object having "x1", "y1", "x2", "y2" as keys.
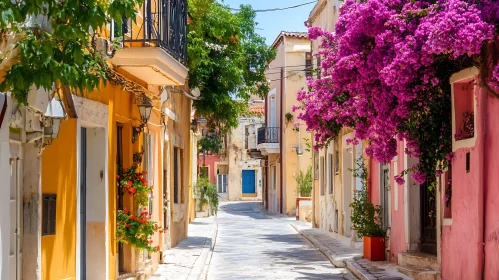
[
  {"x1": 257, "y1": 32, "x2": 313, "y2": 215},
  {"x1": 306, "y1": 0, "x2": 364, "y2": 238}
]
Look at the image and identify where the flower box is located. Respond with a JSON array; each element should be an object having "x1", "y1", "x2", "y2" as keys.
[{"x1": 363, "y1": 236, "x2": 385, "y2": 261}]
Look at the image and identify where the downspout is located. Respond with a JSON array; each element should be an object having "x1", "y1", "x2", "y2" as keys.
[
  {"x1": 280, "y1": 66, "x2": 284, "y2": 214},
  {"x1": 265, "y1": 94, "x2": 269, "y2": 209},
  {"x1": 480, "y1": 87, "x2": 488, "y2": 279}
]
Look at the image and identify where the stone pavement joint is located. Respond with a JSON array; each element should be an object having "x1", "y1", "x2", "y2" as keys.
[
  {"x1": 292, "y1": 223, "x2": 412, "y2": 280},
  {"x1": 150, "y1": 216, "x2": 217, "y2": 280},
  {"x1": 207, "y1": 201, "x2": 358, "y2": 280}
]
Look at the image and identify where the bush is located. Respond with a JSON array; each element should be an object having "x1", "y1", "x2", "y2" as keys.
[
  {"x1": 194, "y1": 177, "x2": 219, "y2": 215},
  {"x1": 350, "y1": 157, "x2": 385, "y2": 238},
  {"x1": 295, "y1": 166, "x2": 313, "y2": 197}
]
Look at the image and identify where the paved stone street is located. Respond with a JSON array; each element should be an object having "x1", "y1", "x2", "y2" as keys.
[{"x1": 206, "y1": 201, "x2": 356, "y2": 280}]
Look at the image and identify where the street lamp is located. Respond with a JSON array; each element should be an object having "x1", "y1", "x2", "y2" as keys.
[
  {"x1": 132, "y1": 95, "x2": 153, "y2": 143},
  {"x1": 43, "y1": 98, "x2": 66, "y2": 146},
  {"x1": 190, "y1": 119, "x2": 198, "y2": 132}
]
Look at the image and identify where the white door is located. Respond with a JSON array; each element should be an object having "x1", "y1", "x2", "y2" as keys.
[
  {"x1": 10, "y1": 156, "x2": 22, "y2": 280},
  {"x1": 217, "y1": 174, "x2": 228, "y2": 201}
]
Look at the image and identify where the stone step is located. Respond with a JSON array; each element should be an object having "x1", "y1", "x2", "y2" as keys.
[
  {"x1": 398, "y1": 252, "x2": 438, "y2": 270},
  {"x1": 117, "y1": 272, "x2": 136, "y2": 280},
  {"x1": 398, "y1": 265, "x2": 438, "y2": 280}
]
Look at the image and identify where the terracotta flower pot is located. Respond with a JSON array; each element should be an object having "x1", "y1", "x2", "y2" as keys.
[{"x1": 363, "y1": 236, "x2": 385, "y2": 261}]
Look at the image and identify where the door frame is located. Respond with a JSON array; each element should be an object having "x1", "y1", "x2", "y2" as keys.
[
  {"x1": 242, "y1": 169, "x2": 256, "y2": 194},
  {"x1": 76, "y1": 116, "x2": 110, "y2": 279}
]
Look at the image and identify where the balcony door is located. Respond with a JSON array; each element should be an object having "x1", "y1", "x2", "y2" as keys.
[{"x1": 269, "y1": 89, "x2": 277, "y2": 128}]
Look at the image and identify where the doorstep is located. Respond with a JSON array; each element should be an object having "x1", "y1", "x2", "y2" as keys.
[{"x1": 291, "y1": 223, "x2": 412, "y2": 280}]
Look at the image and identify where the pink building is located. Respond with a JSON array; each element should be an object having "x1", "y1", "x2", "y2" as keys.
[{"x1": 368, "y1": 67, "x2": 499, "y2": 279}]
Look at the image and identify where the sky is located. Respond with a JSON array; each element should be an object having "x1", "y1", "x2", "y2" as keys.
[{"x1": 218, "y1": 0, "x2": 314, "y2": 46}]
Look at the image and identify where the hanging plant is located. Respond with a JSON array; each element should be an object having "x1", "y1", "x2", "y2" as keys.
[
  {"x1": 454, "y1": 111, "x2": 474, "y2": 140},
  {"x1": 285, "y1": 112, "x2": 294, "y2": 125},
  {"x1": 116, "y1": 208, "x2": 161, "y2": 252},
  {"x1": 117, "y1": 152, "x2": 151, "y2": 207}
]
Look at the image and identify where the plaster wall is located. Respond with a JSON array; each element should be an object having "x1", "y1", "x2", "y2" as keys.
[
  {"x1": 441, "y1": 69, "x2": 499, "y2": 279},
  {"x1": 282, "y1": 37, "x2": 312, "y2": 216},
  {"x1": 0, "y1": 96, "x2": 11, "y2": 280},
  {"x1": 197, "y1": 154, "x2": 221, "y2": 184}
]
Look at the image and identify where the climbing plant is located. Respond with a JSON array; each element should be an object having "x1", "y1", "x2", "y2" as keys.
[
  {"x1": 0, "y1": 0, "x2": 143, "y2": 103},
  {"x1": 297, "y1": 0, "x2": 499, "y2": 189}
]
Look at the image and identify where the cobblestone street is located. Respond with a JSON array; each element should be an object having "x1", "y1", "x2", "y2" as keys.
[{"x1": 206, "y1": 202, "x2": 356, "y2": 280}]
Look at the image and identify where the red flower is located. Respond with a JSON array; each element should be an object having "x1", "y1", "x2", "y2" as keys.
[
  {"x1": 125, "y1": 223, "x2": 130, "y2": 229},
  {"x1": 156, "y1": 245, "x2": 160, "y2": 251},
  {"x1": 130, "y1": 187, "x2": 137, "y2": 195},
  {"x1": 148, "y1": 239, "x2": 153, "y2": 244},
  {"x1": 128, "y1": 180, "x2": 133, "y2": 186},
  {"x1": 123, "y1": 208, "x2": 128, "y2": 215},
  {"x1": 116, "y1": 175, "x2": 120, "y2": 179},
  {"x1": 130, "y1": 215, "x2": 135, "y2": 220},
  {"x1": 142, "y1": 170, "x2": 147, "y2": 175}
]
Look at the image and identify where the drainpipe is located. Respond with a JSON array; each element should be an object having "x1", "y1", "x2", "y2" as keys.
[
  {"x1": 480, "y1": 88, "x2": 488, "y2": 279},
  {"x1": 265, "y1": 89, "x2": 269, "y2": 209},
  {"x1": 280, "y1": 66, "x2": 284, "y2": 214}
]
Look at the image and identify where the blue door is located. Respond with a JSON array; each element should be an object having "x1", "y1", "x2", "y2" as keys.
[{"x1": 242, "y1": 170, "x2": 256, "y2": 194}]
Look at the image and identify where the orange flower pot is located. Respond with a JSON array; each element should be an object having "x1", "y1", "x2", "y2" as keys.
[{"x1": 363, "y1": 236, "x2": 385, "y2": 261}]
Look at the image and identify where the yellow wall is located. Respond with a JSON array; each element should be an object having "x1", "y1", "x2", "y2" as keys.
[{"x1": 41, "y1": 119, "x2": 78, "y2": 280}]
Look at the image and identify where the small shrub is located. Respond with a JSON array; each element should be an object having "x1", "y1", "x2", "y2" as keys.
[
  {"x1": 194, "y1": 177, "x2": 219, "y2": 215},
  {"x1": 295, "y1": 166, "x2": 313, "y2": 197},
  {"x1": 350, "y1": 157, "x2": 385, "y2": 238}
]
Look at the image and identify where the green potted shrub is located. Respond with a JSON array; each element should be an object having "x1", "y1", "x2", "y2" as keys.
[
  {"x1": 350, "y1": 157, "x2": 386, "y2": 261},
  {"x1": 295, "y1": 166, "x2": 313, "y2": 197},
  {"x1": 194, "y1": 177, "x2": 219, "y2": 217}
]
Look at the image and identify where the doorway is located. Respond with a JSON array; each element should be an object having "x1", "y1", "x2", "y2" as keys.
[
  {"x1": 342, "y1": 147, "x2": 353, "y2": 237},
  {"x1": 420, "y1": 183, "x2": 437, "y2": 255},
  {"x1": 9, "y1": 151, "x2": 22, "y2": 280},
  {"x1": 80, "y1": 127, "x2": 107, "y2": 279},
  {"x1": 242, "y1": 170, "x2": 256, "y2": 194}
]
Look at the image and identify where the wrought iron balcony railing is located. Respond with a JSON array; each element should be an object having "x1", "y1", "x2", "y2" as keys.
[
  {"x1": 115, "y1": 0, "x2": 188, "y2": 65},
  {"x1": 257, "y1": 127, "x2": 280, "y2": 145}
]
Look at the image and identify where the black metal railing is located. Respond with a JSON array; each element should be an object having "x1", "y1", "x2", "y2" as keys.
[
  {"x1": 257, "y1": 127, "x2": 279, "y2": 144},
  {"x1": 116, "y1": 0, "x2": 187, "y2": 65}
]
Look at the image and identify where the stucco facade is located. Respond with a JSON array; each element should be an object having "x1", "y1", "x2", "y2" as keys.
[{"x1": 262, "y1": 33, "x2": 313, "y2": 215}]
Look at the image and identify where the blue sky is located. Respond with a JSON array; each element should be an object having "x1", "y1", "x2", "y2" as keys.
[{"x1": 218, "y1": 0, "x2": 313, "y2": 45}]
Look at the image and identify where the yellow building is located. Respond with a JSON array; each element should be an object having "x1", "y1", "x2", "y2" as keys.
[
  {"x1": 15, "y1": 2, "x2": 193, "y2": 279},
  {"x1": 259, "y1": 32, "x2": 313, "y2": 216}
]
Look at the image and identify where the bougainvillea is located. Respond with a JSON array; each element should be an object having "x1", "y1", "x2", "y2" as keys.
[
  {"x1": 116, "y1": 208, "x2": 160, "y2": 252},
  {"x1": 297, "y1": 0, "x2": 498, "y2": 188}
]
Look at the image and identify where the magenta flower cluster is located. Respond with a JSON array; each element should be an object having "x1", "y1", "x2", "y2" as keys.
[{"x1": 297, "y1": 0, "x2": 497, "y2": 185}]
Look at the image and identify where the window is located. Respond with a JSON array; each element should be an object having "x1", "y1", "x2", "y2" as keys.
[
  {"x1": 328, "y1": 153, "x2": 333, "y2": 194},
  {"x1": 199, "y1": 166, "x2": 209, "y2": 178},
  {"x1": 42, "y1": 194, "x2": 56, "y2": 235},
  {"x1": 173, "y1": 148, "x2": 182, "y2": 204},
  {"x1": 316, "y1": 56, "x2": 321, "y2": 79},
  {"x1": 244, "y1": 126, "x2": 249, "y2": 150},
  {"x1": 334, "y1": 140, "x2": 339, "y2": 174},
  {"x1": 320, "y1": 156, "x2": 325, "y2": 196},
  {"x1": 314, "y1": 150, "x2": 319, "y2": 180},
  {"x1": 444, "y1": 164, "x2": 452, "y2": 219},
  {"x1": 306, "y1": 52, "x2": 313, "y2": 77}
]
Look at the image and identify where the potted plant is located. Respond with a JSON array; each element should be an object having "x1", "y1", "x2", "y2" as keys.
[
  {"x1": 194, "y1": 177, "x2": 219, "y2": 217},
  {"x1": 295, "y1": 166, "x2": 313, "y2": 197},
  {"x1": 350, "y1": 157, "x2": 386, "y2": 261}
]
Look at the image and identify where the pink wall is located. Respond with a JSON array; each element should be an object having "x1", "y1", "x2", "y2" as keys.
[
  {"x1": 442, "y1": 84, "x2": 499, "y2": 279},
  {"x1": 369, "y1": 158, "x2": 380, "y2": 206},
  {"x1": 388, "y1": 142, "x2": 406, "y2": 262},
  {"x1": 198, "y1": 154, "x2": 221, "y2": 184}
]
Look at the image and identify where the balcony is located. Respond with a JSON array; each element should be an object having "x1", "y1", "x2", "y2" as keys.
[
  {"x1": 111, "y1": 0, "x2": 189, "y2": 86},
  {"x1": 256, "y1": 127, "x2": 280, "y2": 155}
]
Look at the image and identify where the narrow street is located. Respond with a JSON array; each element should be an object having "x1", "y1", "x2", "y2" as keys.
[{"x1": 206, "y1": 202, "x2": 356, "y2": 280}]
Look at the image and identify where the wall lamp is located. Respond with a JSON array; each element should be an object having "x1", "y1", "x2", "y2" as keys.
[
  {"x1": 132, "y1": 95, "x2": 153, "y2": 143},
  {"x1": 292, "y1": 145, "x2": 303, "y2": 156},
  {"x1": 190, "y1": 119, "x2": 198, "y2": 132}
]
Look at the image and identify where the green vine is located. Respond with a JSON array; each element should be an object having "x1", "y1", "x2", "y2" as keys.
[
  {"x1": 349, "y1": 157, "x2": 385, "y2": 238},
  {"x1": 0, "y1": 0, "x2": 143, "y2": 103},
  {"x1": 194, "y1": 177, "x2": 219, "y2": 215}
]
